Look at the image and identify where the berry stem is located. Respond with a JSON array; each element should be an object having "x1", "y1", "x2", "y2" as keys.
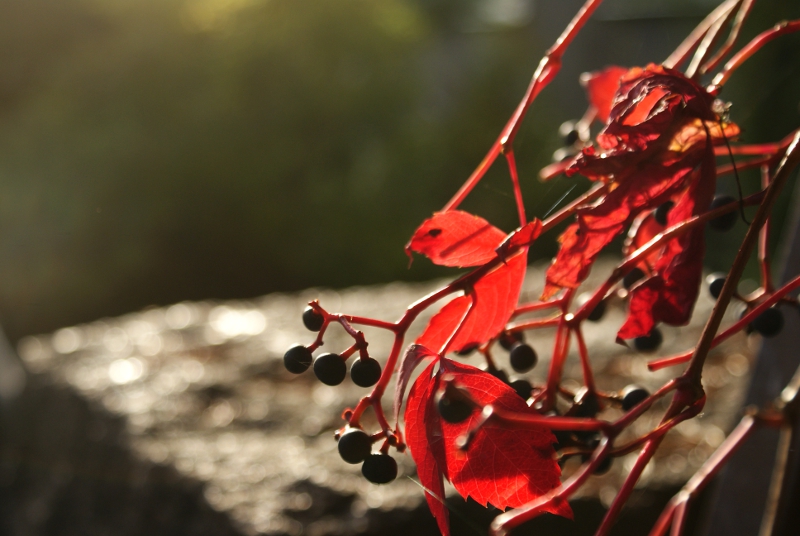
[
  {"x1": 648, "y1": 414, "x2": 758, "y2": 536},
  {"x1": 663, "y1": 0, "x2": 741, "y2": 70},
  {"x1": 504, "y1": 149, "x2": 527, "y2": 228},
  {"x1": 573, "y1": 327, "x2": 597, "y2": 393},
  {"x1": 595, "y1": 439, "x2": 662, "y2": 535},
  {"x1": 648, "y1": 272, "x2": 800, "y2": 371},
  {"x1": 685, "y1": 0, "x2": 737, "y2": 79},
  {"x1": 513, "y1": 298, "x2": 564, "y2": 316},
  {"x1": 759, "y1": 164, "x2": 774, "y2": 292},
  {"x1": 700, "y1": 0, "x2": 755, "y2": 75},
  {"x1": 683, "y1": 130, "x2": 800, "y2": 382},
  {"x1": 442, "y1": 0, "x2": 605, "y2": 212},
  {"x1": 709, "y1": 20, "x2": 800, "y2": 92},
  {"x1": 506, "y1": 315, "x2": 560, "y2": 332}
]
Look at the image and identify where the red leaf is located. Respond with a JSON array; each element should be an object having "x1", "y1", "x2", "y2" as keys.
[
  {"x1": 542, "y1": 158, "x2": 698, "y2": 299},
  {"x1": 393, "y1": 344, "x2": 438, "y2": 425},
  {"x1": 405, "y1": 361, "x2": 450, "y2": 536},
  {"x1": 404, "y1": 359, "x2": 570, "y2": 536},
  {"x1": 407, "y1": 211, "x2": 507, "y2": 268},
  {"x1": 543, "y1": 65, "x2": 729, "y2": 299},
  {"x1": 437, "y1": 360, "x2": 569, "y2": 516},
  {"x1": 581, "y1": 65, "x2": 628, "y2": 123},
  {"x1": 495, "y1": 219, "x2": 542, "y2": 261},
  {"x1": 623, "y1": 211, "x2": 666, "y2": 273},
  {"x1": 417, "y1": 251, "x2": 527, "y2": 353},
  {"x1": 617, "y1": 139, "x2": 716, "y2": 340}
]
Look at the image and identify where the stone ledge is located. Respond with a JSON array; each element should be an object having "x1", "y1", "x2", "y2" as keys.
[{"x1": 10, "y1": 261, "x2": 756, "y2": 535}]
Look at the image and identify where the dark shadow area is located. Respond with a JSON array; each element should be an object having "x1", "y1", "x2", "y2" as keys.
[{"x1": 0, "y1": 376, "x2": 244, "y2": 536}]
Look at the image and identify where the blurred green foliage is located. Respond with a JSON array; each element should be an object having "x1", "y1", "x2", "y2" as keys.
[{"x1": 0, "y1": 0, "x2": 797, "y2": 340}]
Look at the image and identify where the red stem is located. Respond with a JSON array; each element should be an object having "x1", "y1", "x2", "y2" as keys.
[
  {"x1": 701, "y1": 0, "x2": 755, "y2": 75},
  {"x1": 505, "y1": 150, "x2": 527, "y2": 227},
  {"x1": 574, "y1": 327, "x2": 596, "y2": 393},
  {"x1": 685, "y1": 1, "x2": 737, "y2": 79},
  {"x1": 709, "y1": 20, "x2": 800, "y2": 92},
  {"x1": 649, "y1": 414, "x2": 758, "y2": 536},
  {"x1": 663, "y1": 0, "x2": 740, "y2": 69},
  {"x1": 648, "y1": 273, "x2": 800, "y2": 371},
  {"x1": 595, "y1": 439, "x2": 662, "y2": 535},
  {"x1": 442, "y1": 0, "x2": 605, "y2": 211},
  {"x1": 759, "y1": 164, "x2": 774, "y2": 291}
]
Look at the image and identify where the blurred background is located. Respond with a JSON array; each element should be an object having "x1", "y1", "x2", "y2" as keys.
[{"x1": 0, "y1": 0, "x2": 798, "y2": 343}]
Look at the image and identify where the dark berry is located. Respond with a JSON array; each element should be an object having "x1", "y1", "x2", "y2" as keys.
[
  {"x1": 564, "y1": 129, "x2": 579, "y2": 146},
  {"x1": 362, "y1": 453, "x2": 398, "y2": 484},
  {"x1": 284, "y1": 345, "x2": 313, "y2": 374},
  {"x1": 572, "y1": 387, "x2": 600, "y2": 418},
  {"x1": 436, "y1": 390, "x2": 473, "y2": 424},
  {"x1": 510, "y1": 379, "x2": 532, "y2": 400},
  {"x1": 337, "y1": 428, "x2": 372, "y2": 464},
  {"x1": 750, "y1": 307, "x2": 784, "y2": 338},
  {"x1": 559, "y1": 120, "x2": 580, "y2": 146},
  {"x1": 633, "y1": 328, "x2": 663, "y2": 353},
  {"x1": 708, "y1": 195, "x2": 737, "y2": 231},
  {"x1": 633, "y1": 328, "x2": 664, "y2": 353},
  {"x1": 577, "y1": 292, "x2": 606, "y2": 322},
  {"x1": 314, "y1": 353, "x2": 346, "y2": 386},
  {"x1": 483, "y1": 367, "x2": 509, "y2": 384},
  {"x1": 302, "y1": 306, "x2": 324, "y2": 331},
  {"x1": 621, "y1": 385, "x2": 650, "y2": 411},
  {"x1": 587, "y1": 299, "x2": 606, "y2": 322},
  {"x1": 350, "y1": 357, "x2": 382, "y2": 388},
  {"x1": 706, "y1": 273, "x2": 726, "y2": 299},
  {"x1": 623, "y1": 267, "x2": 645, "y2": 289},
  {"x1": 499, "y1": 331, "x2": 524, "y2": 351},
  {"x1": 509, "y1": 343, "x2": 537, "y2": 373},
  {"x1": 654, "y1": 201, "x2": 675, "y2": 226}
]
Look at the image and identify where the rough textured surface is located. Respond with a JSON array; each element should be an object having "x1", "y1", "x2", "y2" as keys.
[{"x1": 9, "y1": 261, "x2": 756, "y2": 535}]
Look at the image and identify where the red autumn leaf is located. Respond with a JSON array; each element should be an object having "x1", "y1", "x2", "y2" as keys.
[
  {"x1": 542, "y1": 64, "x2": 733, "y2": 299},
  {"x1": 393, "y1": 344, "x2": 438, "y2": 425},
  {"x1": 571, "y1": 65, "x2": 717, "y2": 182},
  {"x1": 617, "y1": 140, "x2": 716, "y2": 340},
  {"x1": 417, "y1": 251, "x2": 527, "y2": 353},
  {"x1": 624, "y1": 211, "x2": 667, "y2": 273},
  {"x1": 581, "y1": 65, "x2": 628, "y2": 123},
  {"x1": 404, "y1": 359, "x2": 569, "y2": 536},
  {"x1": 405, "y1": 361, "x2": 451, "y2": 536},
  {"x1": 407, "y1": 211, "x2": 507, "y2": 268},
  {"x1": 495, "y1": 219, "x2": 542, "y2": 261}
]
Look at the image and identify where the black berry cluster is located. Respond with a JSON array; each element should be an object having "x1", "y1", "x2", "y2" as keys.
[
  {"x1": 284, "y1": 308, "x2": 384, "y2": 388},
  {"x1": 337, "y1": 427, "x2": 398, "y2": 484}
]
